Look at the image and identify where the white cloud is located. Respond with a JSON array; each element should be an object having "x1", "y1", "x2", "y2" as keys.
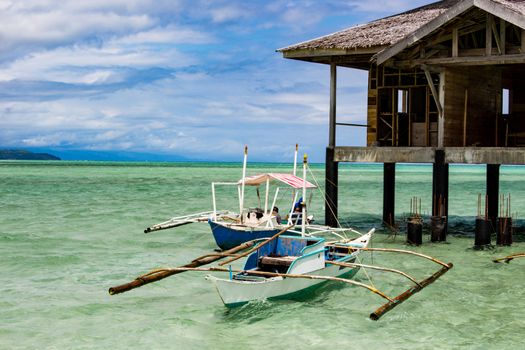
[
  {"x1": 0, "y1": 43, "x2": 194, "y2": 83},
  {"x1": 209, "y1": 5, "x2": 250, "y2": 23},
  {"x1": 0, "y1": 8, "x2": 152, "y2": 52},
  {"x1": 115, "y1": 25, "x2": 215, "y2": 45}
]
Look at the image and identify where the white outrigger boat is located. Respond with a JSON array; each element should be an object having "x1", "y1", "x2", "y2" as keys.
[{"x1": 207, "y1": 229, "x2": 374, "y2": 307}]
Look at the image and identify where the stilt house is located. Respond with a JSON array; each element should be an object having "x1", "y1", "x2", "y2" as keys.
[{"x1": 278, "y1": 0, "x2": 525, "y2": 232}]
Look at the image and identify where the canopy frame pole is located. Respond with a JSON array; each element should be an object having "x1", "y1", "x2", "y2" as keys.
[
  {"x1": 212, "y1": 183, "x2": 217, "y2": 220},
  {"x1": 288, "y1": 192, "x2": 299, "y2": 226},
  {"x1": 267, "y1": 187, "x2": 280, "y2": 228},
  {"x1": 302, "y1": 154, "x2": 307, "y2": 235},
  {"x1": 292, "y1": 144, "x2": 299, "y2": 220},
  {"x1": 264, "y1": 178, "x2": 270, "y2": 215},
  {"x1": 240, "y1": 146, "x2": 248, "y2": 223}
]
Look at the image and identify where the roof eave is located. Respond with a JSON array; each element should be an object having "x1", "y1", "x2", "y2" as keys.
[{"x1": 281, "y1": 46, "x2": 382, "y2": 59}]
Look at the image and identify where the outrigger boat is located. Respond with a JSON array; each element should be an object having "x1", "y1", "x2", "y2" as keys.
[
  {"x1": 109, "y1": 225, "x2": 453, "y2": 320},
  {"x1": 145, "y1": 145, "x2": 341, "y2": 250},
  {"x1": 206, "y1": 229, "x2": 374, "y2": 307}
]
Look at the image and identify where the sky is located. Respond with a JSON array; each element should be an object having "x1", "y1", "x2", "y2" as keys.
[{"x1": 0, "y1": 0, "x2": 434, "y2": 162}]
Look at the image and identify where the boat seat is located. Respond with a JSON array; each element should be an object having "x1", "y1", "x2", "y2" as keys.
[{"x1": 259, "y1": 255, "x2": 297, "y2": 267}]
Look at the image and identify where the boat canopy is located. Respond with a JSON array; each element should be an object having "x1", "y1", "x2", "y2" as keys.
[{"x1": 238, "y1": 173, "x2": 316, "y2": 189}]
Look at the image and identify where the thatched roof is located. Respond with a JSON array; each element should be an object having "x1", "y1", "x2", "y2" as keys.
[
  {"x1": 494, "y1": 0, "x2": 525, "y2": 16},
  {"x1": 279, "y1": 0, "x2": 525, "y2": 68},
  {"x1": 278, "y1": 0, "x2": 461, "y2": 52}
]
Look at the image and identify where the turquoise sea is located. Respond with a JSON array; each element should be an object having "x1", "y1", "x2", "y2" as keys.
[{"x1": 2, "y1": 161, "x2": 525, "y2": 349}]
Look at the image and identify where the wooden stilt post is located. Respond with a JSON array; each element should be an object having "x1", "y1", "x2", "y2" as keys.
[
  {"x1": 486, "y1": 164, "x2": 500, "y2": 229},
  {"x1": 383, "y1": 163, "x2": 396, "y2": 227},
  {"x1": 431, "y1": 149, "x2": 448, "y2": 241},
  {"x1": 325, "y1": 62, "x2": 338, "y2": 227},
  {"x1": 325, "y1": 147, "x2": 338, "y2": 227}
]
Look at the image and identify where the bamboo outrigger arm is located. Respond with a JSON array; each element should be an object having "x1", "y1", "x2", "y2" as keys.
[
  {"x1": 144, "y1": 210, "x2": 229, "y2": 233},
  {"x1": 327, "y1": 261, "x2": 422, "y2": 287},
  {"x1": 493, "y1": 253, "x2": 525, "y2": 264},
  {"x1": 362, "y1": 247, "x2": 451, "y2": 268},
  {"x1": 108, "y1": 239, "x2": 257, "y2": 295}
]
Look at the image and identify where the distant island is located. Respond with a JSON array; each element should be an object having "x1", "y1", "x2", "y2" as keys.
[{"x1": 0, "y1": 149, "x2": 61, "y2": 160}]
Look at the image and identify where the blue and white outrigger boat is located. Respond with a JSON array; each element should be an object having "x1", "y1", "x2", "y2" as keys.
[
  {"x1": 207, "y1": 229, "x2": 374, "y2": 307},
  {"x1": 145, "y1": 145, "x2": 349, "y2": 250}
]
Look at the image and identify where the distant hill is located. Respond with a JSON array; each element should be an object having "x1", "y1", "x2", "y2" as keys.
[
  {"x1": 0, "y1": 149, "x2": 61, "y2": 160},
  {"x1": 24, "y1": 148, "x2": 191, "y2": 162}
]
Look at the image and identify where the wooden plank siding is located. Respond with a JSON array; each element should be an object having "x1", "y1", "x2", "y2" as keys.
[
  {"x1": 367, "y1": 67, "x2": 378, "y2": 146},
  {"x1": 443, "y1": 66, "x2": 501, "y2": 147}
]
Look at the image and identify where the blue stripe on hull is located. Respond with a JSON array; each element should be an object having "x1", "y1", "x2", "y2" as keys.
[{"x1": 209, "y1": 221, "x2": 280, "y2": 250}]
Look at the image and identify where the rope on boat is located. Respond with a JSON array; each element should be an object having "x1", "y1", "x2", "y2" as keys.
[{"x1": 306, "y1": 165, "x2": 348, "y2": 240}]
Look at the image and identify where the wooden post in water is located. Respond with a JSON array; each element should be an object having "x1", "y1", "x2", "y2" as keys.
[
  {"x1": 474, "y1": 193, "x2": 493, "y2": 249},
  {"x1": 325, "y1": 147, "x2": 338, "y2": 227},
  {"x1": 383, "y1": 162, "x2": 396, "y2": 227},
  {"x1": 325, "y1": 61, "x2": 339, "y2": 228},
  {"x1": 407, "y1": 197, "x2": 422, "y2": 245},
  {"x1": 497, "y1": 194, "x2": 513, "y2": 246},
  {"x1": 486, "y1": 164, "x2": 500, "y2": 229},
  {"x1": 431, "y1": 149, "x2": 448, "y2": 241}
]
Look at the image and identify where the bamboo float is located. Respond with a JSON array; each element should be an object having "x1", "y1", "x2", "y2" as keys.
[
  {"x1": 108, "y1": 239, "x2": 258, "y2": 295},
  {"x1": 370, "y1": 262, "x2": 453, "y2": 320},
  {"x1": 493, "y1": 253, "x2": 525, "y2": 263}
]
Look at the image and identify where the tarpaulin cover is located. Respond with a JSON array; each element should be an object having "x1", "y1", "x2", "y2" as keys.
[{"x1": 238, "y1": 173, "x2": 316, "y2": 189}]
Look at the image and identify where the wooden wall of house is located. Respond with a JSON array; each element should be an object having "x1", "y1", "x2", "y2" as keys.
[
  {"x1": 367, "y1": 65, "x2": 378, "y2": 146},
  {"x1": 443, "y1": 67, "x2": 501, "y2": 147}
]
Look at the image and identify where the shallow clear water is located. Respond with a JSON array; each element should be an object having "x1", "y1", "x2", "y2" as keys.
[{"x1": 1, "y1": 161, "x2": 525, "y2": 349}]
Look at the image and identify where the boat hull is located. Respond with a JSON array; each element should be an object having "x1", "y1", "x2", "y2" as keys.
[
  {"x1": 208, "y1": 258, "x2": 359, "y2": 307},
  {"x1": 209, "y1": 220, "x2": 282, "y2": 250}
]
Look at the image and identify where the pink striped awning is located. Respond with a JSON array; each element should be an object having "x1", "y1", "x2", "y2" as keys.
[{"x1": 238, "y1": 173, "x2": 316, "y2": 189}]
